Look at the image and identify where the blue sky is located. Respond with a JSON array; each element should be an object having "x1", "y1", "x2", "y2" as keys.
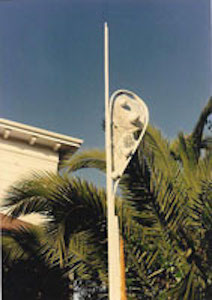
[{"x1": 0, "y1": 0, "x2": 211, "y2": 183}]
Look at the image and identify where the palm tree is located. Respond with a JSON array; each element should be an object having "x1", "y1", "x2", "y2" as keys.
[
  {"x1": 2, "y1": 173, "x2": 109, "y2": 298},
  {"x1": 3, "y1": 97, "x2": 211, "y2": 299},
  {"x1": 122, "y1": 125, "x2": 211, "y2": 299},
  {"x1": 61, "y1": 97, "x2": 212, "y2": 299},
  {"x1": 2, "y1": 225, "x2": 71, "y2": 300}
]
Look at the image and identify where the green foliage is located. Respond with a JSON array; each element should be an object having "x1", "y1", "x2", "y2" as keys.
[
  {"x1": 62, "y1": 149, "x2": 106, "y2": 173},
  {"x1": 3, "y1": 174, "x2": 108, "y2": 287},
  {"x1": 2, "y1": 97, "x2": 212, "y2": 299},
  {"x1": 118, "y1": 98, "x2": 212, "y2": 299},
  {"x1": 2, "y1": 227, "x2": 71, "y2": 300}
]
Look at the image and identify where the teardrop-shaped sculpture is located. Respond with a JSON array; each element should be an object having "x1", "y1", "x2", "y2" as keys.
[{"x1": 110, "y1": 90, "x2": 149, "y2": 180}]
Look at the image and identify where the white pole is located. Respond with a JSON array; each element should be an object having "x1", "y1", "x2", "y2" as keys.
[{"x1": 104, "y1": 23, "x2": 121, "y2": 300}]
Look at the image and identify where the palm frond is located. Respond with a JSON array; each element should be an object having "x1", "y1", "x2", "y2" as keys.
[
  {"x1": 192, "y1": 97, "x2": 212, "y2": 152},
  {"x1": 61, "y1": 149, "x2": 106, "y2": 173}
]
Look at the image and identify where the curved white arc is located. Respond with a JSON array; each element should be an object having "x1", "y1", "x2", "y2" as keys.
[{"x1": 110, "y1": 89, "x2": 149, "y2": 180}]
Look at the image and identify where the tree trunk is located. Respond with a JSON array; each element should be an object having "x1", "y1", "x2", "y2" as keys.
[{"x1": 120, "y1": 236, "x2": 127, "y2": 300}]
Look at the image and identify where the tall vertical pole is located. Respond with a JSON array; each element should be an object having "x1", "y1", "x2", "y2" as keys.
[{"x1": 104, "y1": 23, "x2": 121, "y2": 300}]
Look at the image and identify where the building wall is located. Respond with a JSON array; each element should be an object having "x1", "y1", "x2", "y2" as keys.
[{"x1": 0, "y1": 137, "x2": 59, "y2": 224}]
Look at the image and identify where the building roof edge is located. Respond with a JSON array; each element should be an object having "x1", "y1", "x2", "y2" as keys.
[{"x1": 0, "y1": 118, "x2": 83, "y2": 150}]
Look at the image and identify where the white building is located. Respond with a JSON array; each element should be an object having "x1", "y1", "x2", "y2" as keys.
[{"x1": 0, "y1": 118, "x2": 83, "y2": 224}]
